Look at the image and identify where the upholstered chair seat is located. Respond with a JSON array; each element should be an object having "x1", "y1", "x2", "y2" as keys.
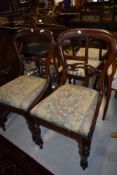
[
  {"x1": 31, "y1": 84, "x2": 98, "y2": 136},
  {"x1": 0, "y1": 75, "x2": 47, "y2": 111}
]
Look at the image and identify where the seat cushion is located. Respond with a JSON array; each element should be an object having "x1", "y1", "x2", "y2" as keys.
[
  {"x1": 0, "y1": 75, "x2": 47, "y2": 111},
  {"x1": 31, "y1": 84, "x2": 98, "y2": 136}
]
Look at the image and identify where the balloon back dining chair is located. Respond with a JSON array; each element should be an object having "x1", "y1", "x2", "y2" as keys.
[
  {"x1": 29, "y1": 29, "x2": 117, "y2": 170},
  {"x1": 0, "y1": 28, "x2": 55, "y2": 148}
]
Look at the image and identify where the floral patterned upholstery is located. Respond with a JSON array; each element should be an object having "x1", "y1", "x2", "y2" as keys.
[
  {"x1": 31, "y1": 84, "x2": 98, "y2": 136},
  {"x1": 0, "y1": 75, "x2": 47, "y2": 111}
]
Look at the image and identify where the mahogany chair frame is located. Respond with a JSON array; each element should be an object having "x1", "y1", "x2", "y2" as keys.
[
  {"x1": 0, "y1": 28, "x2": 55, "y2": 144},
  {"x1": 28, "y1": 29, "x2": 117, "y2": 170}
]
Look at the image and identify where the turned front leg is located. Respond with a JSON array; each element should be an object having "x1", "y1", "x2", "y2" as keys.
[
  {"x1": 78, "y1": 139, "x2": 91, "y2": 170},
  {"x1": 27, "y1": 120, "x2": 43, "y2": 149}
]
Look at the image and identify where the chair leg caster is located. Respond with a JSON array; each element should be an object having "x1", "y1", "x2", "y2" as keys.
[
  {"x1": 80, "y1": 158, "x2": 88, "y2": 170},
  {"x1": 32, "y1": 134, "x2": 43, "y2": 149}
]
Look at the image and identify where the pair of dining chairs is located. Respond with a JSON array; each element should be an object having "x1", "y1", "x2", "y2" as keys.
[{"x1": 0, "y1": 28, "x2": 117, "y2": 170}]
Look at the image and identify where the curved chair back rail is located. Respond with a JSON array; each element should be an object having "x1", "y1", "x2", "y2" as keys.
[{"x1": 29, "y1": 29, "x2": 117, "y2": 170}]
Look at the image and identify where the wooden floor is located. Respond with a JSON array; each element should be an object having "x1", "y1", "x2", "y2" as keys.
[{"x1": 0, "y1": 134, "x2": 54, "y2": 175}]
